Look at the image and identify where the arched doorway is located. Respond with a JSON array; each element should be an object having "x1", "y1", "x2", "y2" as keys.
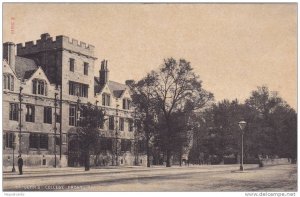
[{"x1": 68, "y1": 138, "x2": 84, "y2": 167}]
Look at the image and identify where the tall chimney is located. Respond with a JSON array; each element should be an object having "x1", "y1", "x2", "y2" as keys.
[
  {"x1": 3, "y1": 42, "x2": 16, "y2": 71},
  {"x1": 99, "y1": 59, "x2": 109, "y2": 86}
]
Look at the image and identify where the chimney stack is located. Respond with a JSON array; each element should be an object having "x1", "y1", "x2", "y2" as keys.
[
  {"x1": 99, "y1": 59, "x2": 109, "y2": 86},
  {"x1": 3, "y1": 42, "x2": 16, "y2": 71}
]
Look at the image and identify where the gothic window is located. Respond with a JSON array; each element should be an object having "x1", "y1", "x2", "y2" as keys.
[
  {"x1": 4, "y1": 132, "x2": 15, "y2": 149},
  {"x1": 70, "y1": 58, "x2": 75, "y2": 72},
  {"x1": 9, "y1": 103, "x2": 19, "y2": 121},
  {"x1": 44, "y1": 106, "x2": 52, "y2": 124},
  {"x1": 84, "y1": 62, "x2": 89, "y2": 75},
  {"x1": 69, "y1": 104, "x2": 76, "y2": 126},
  {"x1": 128, "y1": 119, "x2": 134, "y2": 132},
  {"x1": 119, "y1": 118, "x2": 124, "y2": 131},
  {"x1": 29, "y1": 133, "x2": 48, "y2": 150},
  {"x1": 32, "y1": 79, "x2": 47, "y2": 96},
  {"x1": 122, "y1": 98, "x2": 131, "y2": 110},
  {"x1": 3, "y1": 73, "x2": 14, "y2": 91},
  {"x1": 25, "y1": 105, "x2": 35, "y2": 122},
  {"x1": 109, "y1": 116, "x2": 114, "y2": 130},
  {"x1": 102, "y1": 93, "x2": 111, "y2": 106},
  {"x1": 69, "y1": 81, "x2": 88, "y2": 98}
]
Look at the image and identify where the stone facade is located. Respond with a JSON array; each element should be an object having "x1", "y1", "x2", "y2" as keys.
[{"x1": 3, "y1": 33, "x2": 146, "y2": 169}]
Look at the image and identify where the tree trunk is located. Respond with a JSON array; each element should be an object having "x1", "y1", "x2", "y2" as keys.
[
  {"x1": 85, "y1": 148, "x2": 90, "y2": 171},
  {"x1": 165, "y1": 115, "x2": 172, "y2": 167},
  {"x1": 166, "y1": 149, "x2": 171, "y2": 167},
  {"x1": 146, "y1": 135, "x2": 151, "y2": 167},
  {"x1": 179, "y1": 151, "x2": 182, "y2": 166},
  {"x1": 144, "y1": 111, "x2": 151, "y2": 168}
]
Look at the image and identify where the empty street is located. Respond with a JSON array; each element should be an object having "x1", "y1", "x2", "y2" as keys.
[{"x1": 3, "y1": 164, "x2": 297, "y2": 192}]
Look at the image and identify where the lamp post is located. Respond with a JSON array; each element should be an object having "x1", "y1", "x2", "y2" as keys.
[
  {"x1": 115, "y1": 103, "x2": 119, "y2": 166},
  {"x1": 238, "y1": 120, "x2": 247, "y2": 171},
  {"x1": 76, "y1": 93, "x2": 81, "y2": 126},
  {"x1": 54, "y1": 93, "x2": 58, "y2": 168},
  {"x1": 18, "y1": 87, "x2": 23, "y2": 155},
  {"x1": 12, "y1": 141, "x2": 16, "y2": 172},
  {"x1": 76, "y1": 93, "x2": 81, "y2": 166},
  {"x1": 133, "y1": 108, "x2": 138, "y2": 166}
]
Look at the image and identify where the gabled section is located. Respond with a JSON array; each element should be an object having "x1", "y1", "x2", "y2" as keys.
[
  {"x1": 3, "y1": 60, "x2": 18, "y2": 78},
  {"x1": 3, "y1": 60, "x2": 19, "y2": 92},
  {"x1": 26, "y1": 66, "x2": 51, "y2": 85},
  {"x1": 120, "y1": 88, "x2": 131, "y2": 99},
  {"x1": 107, "y1": 81, "x2": 128, "y2": 99}
]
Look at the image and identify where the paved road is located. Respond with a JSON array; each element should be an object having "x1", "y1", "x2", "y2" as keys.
[{"x1": 3, "y1": 164, "x2": 297, "y2": 192}]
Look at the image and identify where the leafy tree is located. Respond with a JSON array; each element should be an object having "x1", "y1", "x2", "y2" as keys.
[
  {"x1": 150, "y1": 58, "x2": 213, "y2": 167},
  {"x1": 245, "y1": 86, "x2": 297, "y2": 162},
  {"x1": 76, "y1": 102, "x2": 105, "y2": 171},
  {"x1": 189, "y1": 85, "x2": 297, "y2": 166},
  {"x1": 190, "y1": 100, "x2": 245, "y2": 163},
  {"x1": 127, "y1": 75, "x2": 157, "y2": 167}
]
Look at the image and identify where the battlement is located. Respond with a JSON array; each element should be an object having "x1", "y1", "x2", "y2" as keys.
[{"x1": 17, "y1": 33, "x2": 95, "y2": 58}]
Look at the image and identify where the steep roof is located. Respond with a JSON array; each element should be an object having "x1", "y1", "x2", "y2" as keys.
[
  {"x1": 107, "y1": 80, "x2": 127, "y2": 91},
  {"x1": 15, "y1": 56, "x2": 38, "y2": 80},
  {"x1": 94, "y1": 77, "x2": 128, "y2": 98}
]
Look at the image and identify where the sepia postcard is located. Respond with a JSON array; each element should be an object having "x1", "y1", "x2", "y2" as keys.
[{"x1": 1, "y1": 2, "x2": 297, "y2": 195}]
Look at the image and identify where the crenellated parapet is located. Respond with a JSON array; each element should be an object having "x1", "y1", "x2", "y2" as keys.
[{"x1": 16, "y1": 33, "x2": 95, "y2": 58}]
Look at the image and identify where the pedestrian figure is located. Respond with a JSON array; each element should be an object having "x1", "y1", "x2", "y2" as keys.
[{"x1": 17, "y1": 155, "x2": 23, "y2": 175}]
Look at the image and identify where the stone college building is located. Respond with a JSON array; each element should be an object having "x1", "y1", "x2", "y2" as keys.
[{"x1": 3, "y1": 33, "x2": 147, "y2": 168}]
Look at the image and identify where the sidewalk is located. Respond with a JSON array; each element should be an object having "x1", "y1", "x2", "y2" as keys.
[
  {"x1": 2, "y1": 164, "x2": 200, "y2": 173},
  {"x1": 3, "y1": 164, "x2": 260, "y2": 179},
  {"x1": 3, "y1": 165, "x2": 149, "y2": 176}
]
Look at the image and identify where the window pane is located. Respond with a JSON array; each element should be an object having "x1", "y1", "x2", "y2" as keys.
[
  {"x1": 84, "y1": 62, "x2": 89, "y2": 75},
  {"x1": 44, "y1": 107, "x2": 52, "y2": 124},
  {"x1": 128, "y1": 119, "x2": 133, "y2": 132},
  {"x1": 7, "y1": 75, "x2": 10, "y2": 90},
  {"x1": 69, "y1": 81, "x2": 88, "y2": 98},
  {"x1": 109, "y1": 116, "x2": 114, "y2": 130},
  {"x1": 26, "y1": 105, "x2": 35, "y2": 122},
  {"x1": 32, "y1": 80, "x2": 37, "y2": 94},
  {"x1": 40, "y1": 134, "x2": 48, "y2": 149},
  {"x1": 123, "y1": 99, "x2": 126, "y2": 109},
  {"x1": 107, "y1": 95, "x2": 110, "y2": 106},
  {"x1": 9, "y1": 103, "x2": 19, "y2": 121},
  {"x1": 69, "y1": 105, "x2": 76, "y2": 126},
  {"x1": 119, "y1": 118, "x2": 124, "y2": 131},
  {"x1": 29, "y1": 133, "x2": 39, "y2": 149},
  {"x1": 70, "y1": 58, "x2": 75, "y2": 72},
  {"x1": 102, "y1": 94, "x2": 105, "y2": 106},
  {"x1": 10, "y1": 75, "x2": 14, "y2": 91},
  {"x1": 3, "y1": 75, "x2": 7, "y2": 89}
]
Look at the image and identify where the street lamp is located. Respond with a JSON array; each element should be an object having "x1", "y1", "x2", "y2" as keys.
[
  {"x1": 18, "y1": 87, "x2": 23, "y2": 155},
  {"x1": 238, "y1": 120, "x2": 247, "y2": 171},
  {"x1": 12, "y1": 141, "x2": 16, "y2": 172},
  {"x1": 54, "y1": 92, "x2": 58, "y2": 168},
  {"x1": 115, "y1": 103, "x2": 119, "y2": 166}
]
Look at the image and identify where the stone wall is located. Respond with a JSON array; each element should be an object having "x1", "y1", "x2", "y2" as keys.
[{"x1": 262, "y1": 158, "x2": 291, "y2": 166}]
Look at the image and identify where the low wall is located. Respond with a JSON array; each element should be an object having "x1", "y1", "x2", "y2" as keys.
[
  {"x1": 3, "y1": 154, "x2": 68, "y2": 169},
  {"x1": 262, "y1": 158, "x2": 290, "y2": 166}
]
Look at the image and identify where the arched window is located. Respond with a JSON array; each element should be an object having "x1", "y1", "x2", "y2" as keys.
[
  {"x1": 102, "y1": 93, "x2": 111, "y2": 106},
  {"x1": 32, "y1": 79, "x2": 47, "y2": 96},
  {"x1": 3, "y1": 73, "x2": 14, "y2": 91},
  {"x1": 122, "y1": 98, "x2": 131, "y2": 110}
]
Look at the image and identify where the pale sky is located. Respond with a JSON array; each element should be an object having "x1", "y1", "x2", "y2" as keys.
[{"x1": 3, "y1": 3, "x2": 297, "y2": 109}]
